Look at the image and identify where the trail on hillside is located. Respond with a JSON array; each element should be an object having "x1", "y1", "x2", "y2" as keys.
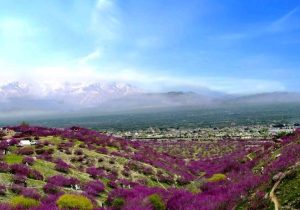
[
  {"x1": 269, "y1": 162, "x2": 300, "y2": 210},
  {"x1": 270, "y1": 180, "x2": 281, "y2": 210}
]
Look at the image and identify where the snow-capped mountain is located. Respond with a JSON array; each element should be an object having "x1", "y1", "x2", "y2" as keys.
[
  {"x1": 0, "y1": 81, "x2": 32, "y2": 100},
  {"x1": 0, "y1": 81, "x2": 142, "y2": 110},
  {"x1": 45, "y1": 82, "x2": 142, "y2": 107},
  {"x1": 2, "y1": 81, "x2": 300, "y2": 119}
]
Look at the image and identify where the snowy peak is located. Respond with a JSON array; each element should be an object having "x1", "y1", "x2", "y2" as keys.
[
  {"x1": 0, "y1": 81, "x2": 31, "y2": 98},
  {"x1": 0, "y1": 81, "x2": 141, "y2": 108}
]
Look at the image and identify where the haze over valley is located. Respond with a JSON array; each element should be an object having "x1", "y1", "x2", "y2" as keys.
[{"x1": 1, "y1": 81, "x2": 300, "y2": 121}]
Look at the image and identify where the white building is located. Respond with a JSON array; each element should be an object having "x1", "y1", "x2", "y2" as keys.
[{"x1": 18, "y1": 140, "x2": 37, "y2": 147}]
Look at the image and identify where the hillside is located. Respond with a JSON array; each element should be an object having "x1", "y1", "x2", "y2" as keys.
[
  {"x1": 0, "y1": 125, "x2": 299, "y2": 209},
  {"x1": 228, "y1": 92, "x2": 300, "y2": 105}
]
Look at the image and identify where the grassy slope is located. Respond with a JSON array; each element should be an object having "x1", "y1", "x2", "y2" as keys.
[
  {"x1": 2, "y1": 131, "x2": 300, "y2": 209},
  {"x1": 276, "y1": 165, "x2": 300, "y2": 209}
]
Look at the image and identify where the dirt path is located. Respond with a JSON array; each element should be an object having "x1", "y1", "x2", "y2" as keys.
[
  {"x1": 269, "y1": 162, "x2": 300, "y2": 210},
  {"x1": 270, "y1": 180, "x2": 281, "y2": 210}
]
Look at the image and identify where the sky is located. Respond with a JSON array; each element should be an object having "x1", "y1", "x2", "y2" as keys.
[{"x1": 0, "y1": 0, "x2": 300, "y2": 94}]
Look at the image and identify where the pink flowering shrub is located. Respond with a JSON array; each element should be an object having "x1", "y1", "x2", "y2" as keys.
[
  {"x1": 84, "y1": 180, "x2": 105, "y2": 197},
  {"x1": 22, "y1": 156, "x2": 35, "y2": 165},
  {"x1": 54, "y1": 160, "x2": 70, "y2": 173},
  {"x1": 21, "y1": 188, "x2": 41, "y2": 200}
]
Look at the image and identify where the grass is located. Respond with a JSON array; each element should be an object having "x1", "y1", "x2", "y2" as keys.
[
  {"x1": 0, "y1": 173, "x2": 12, "y2": 184},
  {"x1": 270, "y1": 149, "x2": 281, "y2": 160},
  {"x1": 56, "y1": 194, "x2": 93, "y2": 210},
  {"x1": 4, "y1": 154, "x2": 23, "y2": 164},
  {"x1": 32, "y1": 159, "x2": 59, "y2": 178},
  {"x1": 53, "y1": 150, "x2": 71, "y2": 163},
  {"x1": 1, "y1": 128, "x2": 299, "y2": 209},
  {"x1": 0, "y1": 173, "x2": 14, "y2": 203},
  {"x1": 40, "y1": 136, "x2": 62, "y2": 145},
  {"x1": 207, "y1": 173, "x2": 227, "y2": 182},
  {"x1": 186, "y1": 179, "x2": 203, "y2": 193},
  {"x1": 112, "y1": 198, "x2": 125, "y2": 210},
  {"x1": 246, "y1": 152, "x2": 256, "y2": 160},
  {"x1": 69, "y1": 168, "x2": 91, "y2": 182},
  {"x1": 148, "y1": 194, "x2": 166, "y2": 210},
  {"x1": 11, "y1": 196, "x2": 39, "y2": 209},
  {"x1": 277, "y1": 166, "x2": 300, "y2": 208},
  {"x1": 27, "y1": 179, "x2": 46, "y2": 189}
]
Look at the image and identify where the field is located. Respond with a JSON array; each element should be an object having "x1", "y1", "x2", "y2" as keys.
[
  {"x1": 0, "y1": 125, "x2": 299, "y2": 209},
  {"x1": 2, "y1": 104, "x2": 300, "y2": 131}
]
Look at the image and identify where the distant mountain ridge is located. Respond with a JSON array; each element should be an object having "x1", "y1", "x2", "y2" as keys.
[
  {"x1": 0, "y1": 81, "x2": 300, "y2": 117},
  {"x1": 228, "y1": 92, "x2": 300, "y2": 105},
  {"x1": 0, "y1": 81, "x2": 141, "y2": 110}
]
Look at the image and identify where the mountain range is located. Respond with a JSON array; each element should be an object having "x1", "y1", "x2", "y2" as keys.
[
  {"x1": 0, "y1": 81, "x2": 140, "y2": 111},
  {"x1": 0, "y1": 81, "x2": 300, "y2": 118}
]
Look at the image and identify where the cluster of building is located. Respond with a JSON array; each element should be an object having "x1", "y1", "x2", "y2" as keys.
[
  {"x1": 1, "y1": 123, "x2": 299, "y2": 143},
  {"x1": 112, "y1": 123, "x2": 300, "y2": 141}
]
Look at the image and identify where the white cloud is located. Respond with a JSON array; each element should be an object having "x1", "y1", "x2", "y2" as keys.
[
  {"x1": 0, "y1": 60, "x2": 20, "y2": 83},
  {"x1": 96, "y1": 0, "x2": 114, "y2": 10},
  {"x1": 0, "y1": 34, "x2": 286, "y2": 97},
  {"x1": 0, "y1": 60, "x2": 285, "y2": 94},
  {"x1": 79, "y1": 49, "x2": 102, "y2": 64},
  {"x1": 216, "y1": 6, "x2": 300, "y2": 42},
  {"x1": 269, "y1": 7, "x2": 300, "y2": 32},
  {"x1": 90, "y1": 0, "x2": 121, "y2": 41}
]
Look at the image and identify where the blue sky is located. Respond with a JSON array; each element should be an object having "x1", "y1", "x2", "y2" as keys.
[{"x1": 0, "y1": 0, "x2": 300, "y2": 94}]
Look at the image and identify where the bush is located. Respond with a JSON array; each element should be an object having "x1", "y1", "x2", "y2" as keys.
[
  {"x1": 0, "y1": 185, "x2": 6, "y2": 196},
  {"x1": 10, "y1": 164, "x2": 30, "y2": 176},
  {"x1": 0, "y1": 140, "x2": 8, "y2": 151},
  {"x1": 112, "y1": 198, "x2": 125, "y2": 210},
  {"x1": 0, "y1": 203, "x2": 10, "y2": 209},
  {"x1": 148, "y1": 194, "x2": 166, "y2": 210},
  {"x1": 12, "y1": 174, "x2": 26, "y2": 185},
  {"x1": 108, "y1": 180, "x2": 118, "y2": 189},
  {"x1": 21, "y1": 188, "x2": 41, "y2": 200},
  {"x1": 0, "y1": 162, "x2": 9, "y2": 172},
  {"x1": 35, "y1": 149, "x2": 46, "y2": 155},
  {"x1": 74, "y1": 149, "x2": 83, "y2": 155},
  {"x1": 47, "y1": 148, "x2": 55, "y2": 154},
  {"x1": 47, "y1": 175, "x2": 77, "y2": 188},
  {"x1": 55, "y1": 160, "x2": 70, "y2": 173},
  {"x1": 9, "y1": 138, "x2": 20, "y2": 146},
  {"x1": 22, "y1": 156, "x2": 35, "y2": 166},
  {"x1": 10, "y1": 184, "x2": 24, "y2": 194},
  {"x1": 96, "y1": 147, "x2": 108, "y2": 154},
  {"x1": 11, "y1": 195, "x2": 39, "y2": 209},
  {"x1": 86, "y1": 167, "x2": 104, "y2": 179},
  {"x1": 84, "y1": 180, "x2": 105, "y2": 196},
  {"x1": 68, "y1": 177, "x2": 80, "y2": 187},
  {"x1": 56, "y1": 194, "x2": 93, "y2": 210},
  {"x1": 43, "y1": 183, "x2": 59, "y2": 194},
  {"x1": 207, "y1": 173, "x2": 227, "y2": 182},
  {"x1": 28, "y1": 169, "x2": 44, "y2": 180},
  {"x1": 65, "y1": 149, "x2": 72, "y2": 155},
  {"x1": 18, "y1": 147, "x2": 34, "y2": 155}
]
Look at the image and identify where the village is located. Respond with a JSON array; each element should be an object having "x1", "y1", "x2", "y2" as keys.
[
  {"x1": 112, "y1": 123, "x2": 299, "y2": 141},
  {"x1": 1, "y1": 123, "x2": 299, "y2": 146}
]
